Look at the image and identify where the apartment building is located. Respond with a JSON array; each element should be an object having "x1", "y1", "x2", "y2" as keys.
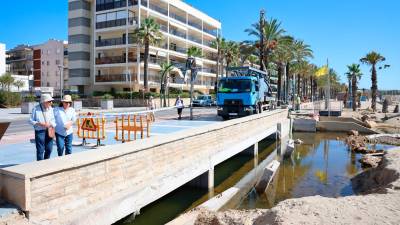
[
  {"x1": 6, "y1": 45, "x2": 34, "y2": 76},
  {"x1": 32, "y1": 39, "x2": 68, "y2": 95},
  {"x1": 0, "y1": 43, "x2": 5, "y2": 75},
  {"x1": 68, "y1": 0, "x2": 221, "y2": 95}
]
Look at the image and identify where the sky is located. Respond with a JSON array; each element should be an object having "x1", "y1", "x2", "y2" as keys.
[{"x1": 0, "y1": 0, "x2": 399, "y2": 90}]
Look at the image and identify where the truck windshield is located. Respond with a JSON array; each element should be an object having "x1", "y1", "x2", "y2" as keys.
[
  {"x1": 218, "y1": 79, "x2": 252, "y2": 93},
  {"x1": 196, "y1": 96, "x2": 208, "y2": 100}
]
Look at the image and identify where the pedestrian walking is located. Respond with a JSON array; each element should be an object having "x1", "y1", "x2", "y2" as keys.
[
  {"x1": 54, "y1": 95, "x2": 77, "y2": 156},
  {"x1": 175, "y1": 96, "x2": 184, "y2": 120},
  {"x1": 29, "y1": 94, "x2": 56, "y2": 161},
  {"x1": 147, "y1": 96, "x2": 156, "y2": 122}
]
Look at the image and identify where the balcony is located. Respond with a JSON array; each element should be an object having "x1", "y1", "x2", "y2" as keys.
[
  {"x1": 203, "y1": 28, "x2": 218, "y2": 37},
  {"x1": 205, "y1": 52, "x2": 218, "y2": 61},
  {"x1": 170, "y1": 45, "x2": 187, "y2": 54},
  {"x1": 140, "y1": 0, "x2": 148, "y2": 7},
  {"x1": 170, "y1": 12, "x2": 186, "y2": 24},
  {"x1": 96, "y1": 0, "x2": 138, "y2": 12},
  {"x1": 159, "y1": 24, "x2": 168, "y2": 32},
  {"x1": 96, "y1": 17, "x2": 137, "y2": 29},
  {"x1": 188, "y1": 21, "x2": 202, "y2": 31},
  {"x1": 140, "y1": 56, "x2": 167, "y2": 65},
  {"x1": 203, "y1": 40, "x2": 215, "y2": 48},
  {"x1": 148, "y1": 2, "x2": 168, "y2": 16},
  {"x1": 170, "y1": 29, "x2": 186, "y2": 39},
  {"x1": 96, "y1": 55, "x2": 136, "y2": 65},
  {"x1": 188, "y1": 35, "x2": 202, "y2": 44},
  {"x1": 95, "y1": 74, "x2": 133, "y2": 83},
  {"x1": 96, "y1": 37, "x2": 125, "y2": 47}
]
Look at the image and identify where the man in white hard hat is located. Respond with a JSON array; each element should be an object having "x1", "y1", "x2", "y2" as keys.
[
  {"x1": 29, "y1": 94, "x2": 56, "y2": 160},
  {"x1": 54, "y1": 95, "x2": 76, "y2": 156}
]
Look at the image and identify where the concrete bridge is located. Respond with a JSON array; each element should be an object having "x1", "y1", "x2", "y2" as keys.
[{"x1": 0, "y1": 109, "x2": 289, "y2": 225}]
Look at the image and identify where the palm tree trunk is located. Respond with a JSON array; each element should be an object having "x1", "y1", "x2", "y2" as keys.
[
  {"x1": 285, "y1": 63, "x2": 290, "y2": 103},
  {"x1": 277, "y1": 63, "x2": 283, "y2": 104},
  {"x1": 144, "y1": 39, "x2": 150, "y2": 92},
  {"x1": 216, "y1": 50, "x2": 220, "y2": 87},
  {"x1": 352, "y1": 76, "x2": 357, "y2": 111},
  {"x1": 297, "y1": 75, "x2": 300, "y2": 96},
  {"x1": 371, "y1": 64, "x2": 377, "y2": 111}
]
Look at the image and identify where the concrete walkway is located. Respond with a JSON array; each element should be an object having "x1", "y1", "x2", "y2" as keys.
[{"x1": 0, "y1": 117, "x2": 219, "y2": 167}]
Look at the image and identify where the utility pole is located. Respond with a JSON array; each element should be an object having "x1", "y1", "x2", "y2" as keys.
[
  {"x1": 58, "y1": 65, "x2": 64, "y2": 99},
  {"x1": 259, "y1": 10, "x2": 265, "y2": 71}
]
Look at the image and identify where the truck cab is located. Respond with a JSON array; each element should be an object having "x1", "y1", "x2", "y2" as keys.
[{"x1": 216, "y1": 67, "x2": 274, "y2": 120}]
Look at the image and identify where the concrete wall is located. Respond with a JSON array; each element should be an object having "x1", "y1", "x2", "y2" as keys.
[{"x1": 0, "y1": 109, "x2": 289, "y2": 225}]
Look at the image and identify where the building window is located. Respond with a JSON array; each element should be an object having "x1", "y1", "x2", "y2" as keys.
[
  {"x1": 47, "y1": 61, "x2": 50, "y2": 66},
  {"x1": 47, "y1": 82, "x2": 50, "y2": 87},
  {"x1": 56, "y1": 60, "x2": 60, "y2": 65}
]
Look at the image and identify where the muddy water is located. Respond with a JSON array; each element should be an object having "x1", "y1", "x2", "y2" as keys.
[{"x1": 238, "y1": 132, "x2": 394, "y2": 209}]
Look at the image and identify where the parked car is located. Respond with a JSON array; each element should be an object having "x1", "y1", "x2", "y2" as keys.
[{"x1": 192, "y1": 95, "x2": 213, "y2": 107}]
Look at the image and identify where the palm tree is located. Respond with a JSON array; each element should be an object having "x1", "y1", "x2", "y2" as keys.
[
  {"x1": 245, "y1": 18, "x2": 285, "y2": 71},
  {"x1": 223, "y1": 41, "x2": 240, "y2": 76},
  {"x1": 159, "y1": 62, "x2": 174, "y2": 107},
  {"x1": 211, "y1": 36, "x2": 226, "y2": 84},
  {"x1": 0, "y1": 73, "x2": 15, "y2": 91},
  {"x1": 132, "y1": 17, "x2": 163, "y2": 92},
  {"x1": 345, "y1": 64, "x2": 363, "y2": 111},
  {"x1": 247, "y1": 55, "x2": 258, "y2": 67},
  {"x1": 13, "y1": 80, "x2": 25, "y2": 91},
  {"x1": 239, "y1": 42, "x2": 256, "y2": 65},
  {"x1": 186, "y1": 46, "x2": 202, "y2": 120},
  {"x1": 360, "y1": 51, "x2": 386, "y2": 111}
]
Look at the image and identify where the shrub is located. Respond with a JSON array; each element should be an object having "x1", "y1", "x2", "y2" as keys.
[
  {"x1": 71, "y1": 94, "x2": 80, "y2": 101},
  {"x1": 0, "y1": 91, "x2": 22, "y2": 107},
  {"x1": 102, "y1": 94, "x2": 114, "y2": 100},
  {"x1": 24, "y1": 94, "x2": 37, "y2": 102}
]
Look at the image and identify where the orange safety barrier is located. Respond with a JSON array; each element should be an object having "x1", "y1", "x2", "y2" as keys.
[
  {"x1": 114, "y1": 113, "x2": 152, "y2": 143},
  {"x1": 76, "y1": 112, "x2": 106, "y2": 146}
]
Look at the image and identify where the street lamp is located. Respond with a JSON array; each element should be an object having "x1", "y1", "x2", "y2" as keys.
[{"x1": 58, "y1": 65, "x2": 64, "y2": 99}]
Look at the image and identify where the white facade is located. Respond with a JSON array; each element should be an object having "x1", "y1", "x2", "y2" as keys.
[
  {"x1": 0, "y1": 43, "x2": 6, "y2": 75},
  {"x1": 68, "y1": 0, "x2": 221, "y2": 94}
]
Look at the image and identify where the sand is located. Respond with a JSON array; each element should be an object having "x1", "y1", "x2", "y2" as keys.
[{"x1": 193, "y1": 149, "x2": 400, "y2": 225}]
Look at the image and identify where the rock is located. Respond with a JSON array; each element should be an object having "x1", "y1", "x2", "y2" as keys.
[
  {"x1": 361, "y1": 115, "x2": 370, "y2": 122},
  {"x1": 382, "y1": 99, "x2": 389, "y2": 113},
  {"x1": 359, "y1": 155, "x2": 382, "y2": 168},
  {"x1": 348, "y1": 130, "x2": 359, "y2": 136},
  {"x1": 364, "y1": 120, "x2": 377, "y2": 128},
  {"x1": 294, "y1": 139, "x2": 303, "y2": 144}
]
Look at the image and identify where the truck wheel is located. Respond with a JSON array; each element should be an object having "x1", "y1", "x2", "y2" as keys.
[{"x1": 258, "y1": 104, "x2": 263, "y2": 113}]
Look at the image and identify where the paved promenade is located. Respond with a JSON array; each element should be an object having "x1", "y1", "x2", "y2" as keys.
[{"x1": 0, "y1": 107, "x2": 220, "y2": 167}]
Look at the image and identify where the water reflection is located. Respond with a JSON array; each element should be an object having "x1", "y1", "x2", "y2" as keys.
[{"x1": 239, "y1": 132, "x2": 369, "y2": 209}]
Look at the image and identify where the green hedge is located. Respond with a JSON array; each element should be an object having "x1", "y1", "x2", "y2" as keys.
[{"x1": 0, "y1": 91, "x2": 22, "y2": 107}]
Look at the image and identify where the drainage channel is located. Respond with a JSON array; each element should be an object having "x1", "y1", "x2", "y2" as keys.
[{"x1": 115, "y1": 135, "x2": 277, "y2": 225}]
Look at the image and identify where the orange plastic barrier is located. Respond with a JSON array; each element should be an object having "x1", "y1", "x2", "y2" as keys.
[
  {"x1": 114, "y1": 114, "x2": 152, "y2": 143},
  {"x1": 76, "y1": 112, "x2": 106, "y2": 146}
]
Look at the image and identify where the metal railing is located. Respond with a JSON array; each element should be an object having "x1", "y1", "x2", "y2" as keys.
[
  {"x1": 170, "y1": 12, "x2": 186, "y2": 24},
  {"x1": 96, "y1": 17, "x2": 137, "y2": 29},
  {"x1": 188, "y1": 21, "x2": 202, "y2": 30},
  {"x1": 96, "y1": 37, "x2": 125, "y2": 47},
  {"x1": 96, "y1": 0, "x2": 138, "y2": 12},
  {"x1": 95, "y1": 74, "x2": 132, "y2": 82},
  {"x1": 149, "y1": 2, "x2": 168, "y2": 16},
  {"x1": 201, "y1": 68, "x2": 217, "y2": 74},
  {"x1": 188, "y1": 35, "x2": 202, "y2": 44},
  {"x1": 95, "y1": 56, "x2": 136, "y2": 64},
  {"x1": 170, "y1": 29, "x2": 186, "y2": 39},
  {"x1": 170, "y1": 45, "x2": 187, "y2": 54},
  {"x1": 203, "y1": 28, "x2": 218, "y2": 36}
]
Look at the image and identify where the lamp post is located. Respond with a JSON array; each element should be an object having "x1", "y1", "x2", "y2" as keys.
[{"x1": 58, "y1": 65, "x2": 64, "y2": 99}]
